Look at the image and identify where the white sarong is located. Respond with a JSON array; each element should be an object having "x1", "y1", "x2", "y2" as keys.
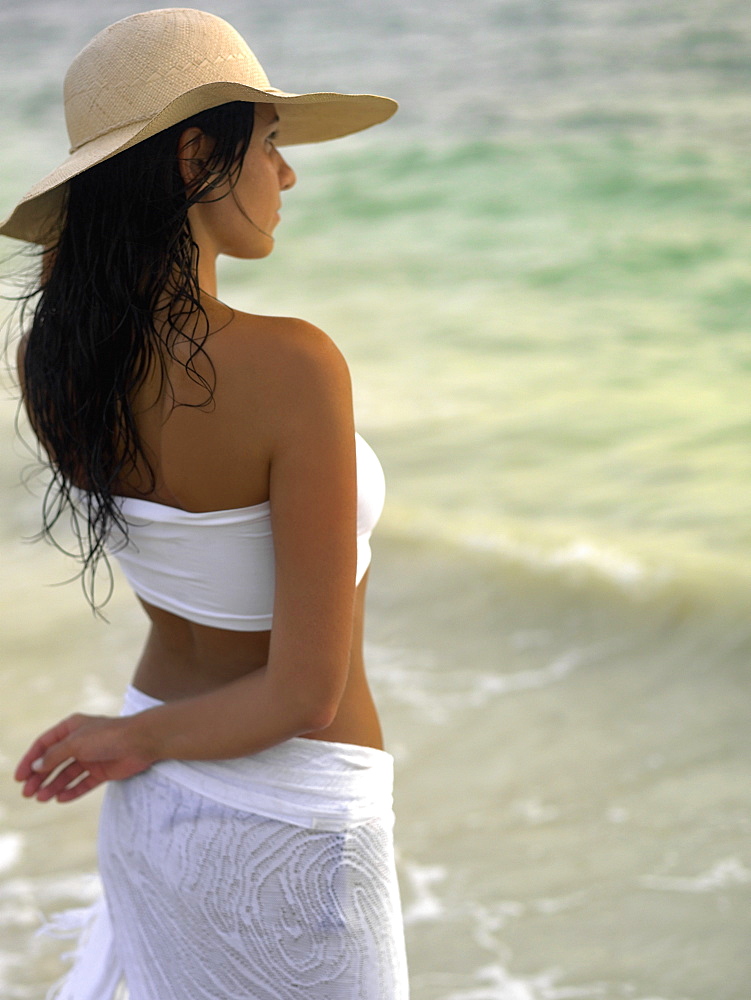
[{"x1": 45, "y1": 685, "x2": 409, "y2": 999}]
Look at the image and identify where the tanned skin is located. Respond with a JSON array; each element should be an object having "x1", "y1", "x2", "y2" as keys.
[{"x1": 16, "y1": 105, "x2": 384, "y2": 804}]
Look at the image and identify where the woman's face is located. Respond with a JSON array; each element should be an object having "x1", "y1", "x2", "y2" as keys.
[{"x1": 185, "y1": 104, "x2": 297, "y2": 261}]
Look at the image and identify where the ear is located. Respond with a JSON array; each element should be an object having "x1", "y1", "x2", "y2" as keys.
[{"x1": 177, "y1": 126, "x2": 215, "y2": 191}]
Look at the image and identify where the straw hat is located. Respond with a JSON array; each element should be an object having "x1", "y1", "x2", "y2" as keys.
[{"x1": 0, "y1": 7, "x2": 398, "y2": 244}]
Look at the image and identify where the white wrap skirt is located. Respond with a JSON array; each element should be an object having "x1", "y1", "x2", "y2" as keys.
[{"x1": 45, "y1": 686, "x2": 409, "y2": 1000}]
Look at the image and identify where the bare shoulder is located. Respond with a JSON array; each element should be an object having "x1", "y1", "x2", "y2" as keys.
[
  {"x1": 224, "y1": 311, "x2": 347, "y2": 371},
  {"x1": 211, "y1": 311, "x2": 352, "y2": 419}
]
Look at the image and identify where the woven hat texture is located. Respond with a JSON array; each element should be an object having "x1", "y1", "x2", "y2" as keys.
[{"x1": 0, "y1": 7, "x2": 397, "y2": 243}]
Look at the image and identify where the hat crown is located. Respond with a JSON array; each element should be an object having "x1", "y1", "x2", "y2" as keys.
[{"x1": 63, "y1": 8, "x2": 271, "y2": 153}]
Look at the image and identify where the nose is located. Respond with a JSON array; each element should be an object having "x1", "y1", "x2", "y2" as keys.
[{"x1": 278, "y1": 152, "x2": 296, "y2": 191}]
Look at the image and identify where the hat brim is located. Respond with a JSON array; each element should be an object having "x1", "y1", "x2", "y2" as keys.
[{"x1": 0, "y1": 82, "x2": 397, "y2": 244}]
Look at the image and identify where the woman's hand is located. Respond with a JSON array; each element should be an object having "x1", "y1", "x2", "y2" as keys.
[{"x1": 14, "y1": 713, "x2": 155, "y2": 803}]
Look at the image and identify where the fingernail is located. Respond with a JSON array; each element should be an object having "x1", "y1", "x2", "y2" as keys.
[{"x1": 31, "y1": 758, "x2": 45, "y2": 772}]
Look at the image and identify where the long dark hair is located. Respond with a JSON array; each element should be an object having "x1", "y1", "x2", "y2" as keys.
[{"x1": 18, "y1": 100, "x2": 255, "y2": 609}]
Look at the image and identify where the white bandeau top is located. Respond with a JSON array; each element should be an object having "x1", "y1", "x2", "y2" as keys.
[{"x1": 107, "y1": 433, "x2": 385, "y2": 631}]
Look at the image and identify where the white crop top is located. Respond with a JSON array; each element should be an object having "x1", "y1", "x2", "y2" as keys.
[{"x1": 108, "y1": 433, "x2": 385, "y2": 631}]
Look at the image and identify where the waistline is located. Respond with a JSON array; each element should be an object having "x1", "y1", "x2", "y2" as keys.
[{"x1": 121, "y1": 685, "x2": 395, "y2": 831}]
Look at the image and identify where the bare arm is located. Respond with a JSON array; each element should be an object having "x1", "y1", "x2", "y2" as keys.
[{"x1": 15, "y1": 320, "x2": 358, "y2": 802}]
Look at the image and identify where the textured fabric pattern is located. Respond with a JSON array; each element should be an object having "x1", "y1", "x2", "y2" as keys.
[
  {"x1": 41, "y1": 695, "x2": 408, "y2": 1000},
  {"x1": 99, "y1": 770, "x2": 408, "y2": 999}
]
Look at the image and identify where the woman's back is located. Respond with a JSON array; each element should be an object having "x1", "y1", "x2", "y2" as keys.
[
  {"x1": 110, "y1": 305, "x2": 384, "y2": 747},
  {"x1": 122, "y1": 304, "x2": 294, "y2": 512}
]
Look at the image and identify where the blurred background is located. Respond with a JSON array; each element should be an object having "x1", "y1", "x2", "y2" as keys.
[{"x1": 1, "y1": 1, "x2": 750, "y2": 997}]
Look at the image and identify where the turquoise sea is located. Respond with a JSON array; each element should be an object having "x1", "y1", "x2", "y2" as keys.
[{"x1": 1, "y1": 1, "x2": 751, "y2": 997}]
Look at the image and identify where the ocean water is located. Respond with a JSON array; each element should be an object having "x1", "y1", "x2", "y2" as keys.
[{"x1": 1, "y1": 1, "x2": 751, "y2": 997}]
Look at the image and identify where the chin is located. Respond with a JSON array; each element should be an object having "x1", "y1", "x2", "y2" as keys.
[
  {"x1": 254, "y1": 239, "x2": 276, "y2": 260},
  {"x1": 226, "y1": 238, "x2": 276, "y2": 261}
]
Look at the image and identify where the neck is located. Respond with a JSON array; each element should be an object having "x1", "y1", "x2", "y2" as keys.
[{"x1": 195, "y1": 246, "x2": 218, "y2": 298}]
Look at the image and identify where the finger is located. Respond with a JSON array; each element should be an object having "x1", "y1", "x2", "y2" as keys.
[
  {"x1": 56, "y1": 772, "x2": 104, "y2": 802},
  {"x1": 36, "y1": 759, "x2": 89, "y2": 801},
  {"x1": 14, "y1": 716, "x2": 83, "y2": 780},
  {"x1": 15, "y1": 739, "x2": 59, "y2": 781},
  {"x1": 20, "y1": 773, "x2": 45, "y2": 799},
  {"x1": 25, "y1": 741, "x2": 77, "y2": 782},
  {"x1": 25, "y1": 721, "x2": 96, "y2": 778},
  {"x1": 20, "y1": 756, "x2": 76, "y2": 799}
]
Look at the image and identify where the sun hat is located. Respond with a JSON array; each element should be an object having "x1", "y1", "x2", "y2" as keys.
[{"x1": 0, "y1": 7, "x2": 398, "y2": 244}]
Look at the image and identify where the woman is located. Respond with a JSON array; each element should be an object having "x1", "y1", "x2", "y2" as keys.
[{"x1": 4, "y1": 9, "x2": 407, "y2": 999}]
